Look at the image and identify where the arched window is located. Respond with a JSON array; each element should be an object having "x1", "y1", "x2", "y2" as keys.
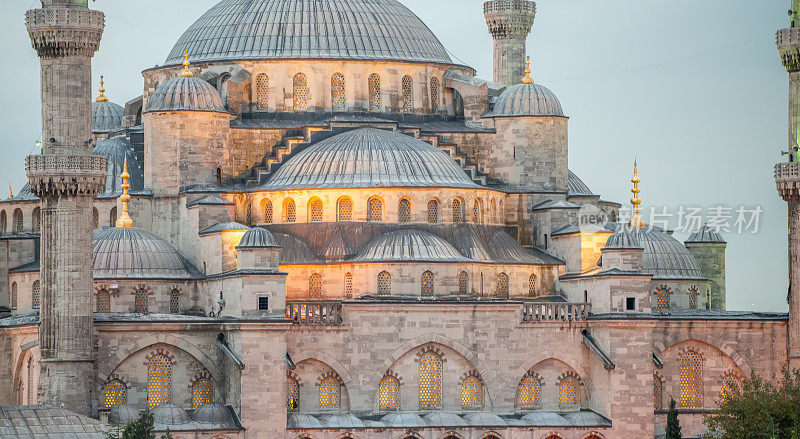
[
  {"x1": 679, "y1": 350, "x2": 702, "y2": 408},
  {"x1": 0, "y1": 210, "x2": 6, "y2": 235},
  {"x1": 293, "y1": 73, "x2": 309, "y2": 111},
  {"x1": 490, "y1": 199, "x2": 496, "y2": 223},
  {"x1": 558, "y1": 375, "x2": 580, "y2": 408},
  {"x1": 27, "y1": 357, "x2": 35, "y2": 405},
  {"x1": 528, "y1": 274, "x2": 537, "y2": 297},
  {"x1": 452, "y1": 199, "x2": 463, "y2": 223},
  {"x1": 496, "y1": 273, "x2": 509, "y2": 299},
  {"x1": 379, "y1": 375, "x2": 400, "y2": 411},
  {"x1": 368, "y1": 197, "x2": 383, "y2": 222},
  {"x1": 427, "y1": 199, "x2": 439, "y2": 224},
  {"x1": 103, "y1": 379, "x2": 127, "y2": 408},
  {"x1": 472, "y1": 198, "x2": 483, "y2": 224},
  {"x1": 368, "y1": 73, "x2": 381, "y2": 111},
  {"x1": 319, "y1": 377, "x2": 341, "y2": 410},
  {"x1": 92, "y1": 207, "x2": 99, "y2": 229},
  {"x1": 11, "y1": 282, "x2": 17, "y2": 310},
  {"x1": 337, "y1": 197, "x2": 353, "y2": 222},
  {"x1": 97, "y1": 289, "x2": 110, "y2": 312},
  {"x1": 262, "y1": 199, "x2": 273, "y2": 224},
  {"x1": 518, "y1": 374, "x2": 542, "y2": 409},
  {"x1": 31, "y1": 281, "x2": 40, "y2": 309},
  {"x1": 653, "y1": 372, "x2": 664, "y2": 410},
  {"x1": 461, "y1": 375, "x2": 483, "y2": 410},
  {"x1": 398, "y1": 198, "x2": 412, "y2": 223},
  {"x1": 169, "y1": 289, "x2": 180, "y2": 314},
  {"x1": 134, "y1": 288, "x2": 148, "y2": 313},
  {"x1": 12, "y1": 209, "x2": 23, "y2": 234},
  {"x1": 378, "y1": 271, "x2": 391, "y2": 295},
  {"x1": 284, "y1": 198, "x2": 296, "y2": 223},
  {"x1": 402, "y1": 75, "x2": 413, "y2": 113},
  {"x1": 309, "y1": 273, "x2": 323, "y2": 298},
  {"x1": 331, "y1": 73, "x2": 346, "y2": 111},
  {"x1": 147, "y1": 354, "x2": 172, "y2": 408},
  {"x1": 430, "y1": 77, "x2": 440, "y2": 113},
  {"x1": 720, "y1": 373, "x2": 740, "y2": 404},
  {"x1": 344, "y1": 273, "x2": 353, "y2": 297},
  {"x1": 421, "y1": 271, "x2": 434, "y2": 296},
  {"x1": 110, "y1": 207, "x2": 117, "y2": 227},
  {"x1": 192, "y1": 377, "x2": 214, "y2": 408},
  {"x1": 255, "y1": 74, "x2": 269, "y2": 110},
  {"x1": 419, "y1": 351, "x2": 443, "y2": 410},
  {"x1": 32, "y1": 208, "x2": 40, "y2": 233},
  {"x1": 498, "y1": 199, "x2": 504, "y2": 223},
  {"x1": 287, "y1": 376, "x2": 299, "y2": 410},
  {"x1": 458, "y1": 271, "x2": 469, "y2": 295},
  {"x1": 688, "y1": 286, "x2": 699, "y2": 309},
  {"x1": 309, "y1": 198, "x2": 323, "y2": 222},
  {"x1": 655, "y1": 287, "x2": 670, "y2": 310},
  {"x1": 244, "y1": 200, "x2": 253, "y2": 226}
]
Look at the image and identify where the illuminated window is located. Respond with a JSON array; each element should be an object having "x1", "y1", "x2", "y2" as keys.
[
  {"x1": 653, "y1": 372, "x2": 663, "y2": 410},
  {"x1": 344, "y1": 273, "x2": 353, "y2": 297},
  {"x1": 147, "y1": 354, "x2": 172, "y2": 408},
  {"x1": 309, "y1": 274, "x2": 323, "y2": 298},
  {"x1": 244, "y1": 201, "x2": 252, "y2": 225},
  {"x1": 0, "y1": 211, "x2": 6, "y2": 235},
  {"x1": 720, "y1": 373, "x2": 739, "y2": 404},
  {"x1": 92, "y1": 208, "x2": 99, "y2": 229},
  {"x1": 331, "y1": 73, "x2": 346, "y2": 111},
  {"x1": 379, "y1": 375, "x2": 400, "y2": 411},
  {"x1": 293, "y1": 73, "x2": 309, "y2": 111},
  {"x1": 427, "y1": 199, "x2": 439, "y2": 224},
  {"x1": 255, "y1": 74, "x2": 269, "y2": 110},
  {"x1": 13, "y1": 209, "x2": 23, "y2": 234},
  {"x1": 458, "y1": 271, "x2": 468, "y2": 295},
  {"x1": 103, "y1": 379, "x2": 127, "y2": 408},
  {"x1": 378, "y1": 271, "x2": 391, "y2": 295},
  {"x1": 134, "y1": 289, "x2": 148, "y2": 313},
  {"x1": 490, "y1": 199, "x2": 496, "y2": 223},
  {"x1": 287, "y1": 376, "x2": 299, "y2": 410},
  {"x1": 284, "y1": 198, "x2": 296, "y2": 223},
  {"x1": 169, "y1": 289, "x2": 180, "y2": 314},
  {"x1": 496, "y1": 273, "x2": 509, "y2": 299},
  {"x1": 419, "y1": 351, "x2": 442, "y2": 410},
  {"x1": 97, "y1": 289, "x2": 110, "y2": 312},
  {"x1": 319, "y1": 377, "x2": 341, "y2": 410},
  {"x1": 461, "y1": 375, "x2": 483, "y2": 410},
  {"x1": 679, "y1": 350, "x2": 702, "y2": 408},
  {"x1": 337, "y1": 197, "x2": 353, "y2": 221},
  {"x1": 192, "y1": 377, "x2": 213, "y2": 408},
  {"x1": 368, "y1": 73, "x2": 381, "y2": 111},
  {"x1": 518, "y1": 374, "x2": 542, "y2": 409},
  {"x1": 31, "y1": 281, "x2": 40, "y2": 309},
  {"x1": 32, "y1": 208, "x2": 40, "y2": 233},
  {"x1": 472, "y1": 198, "x2": 483, "y2": 224},
  {"x1": 655, "y1": 287, "x2": 670, "y2": 310},
  {"x1": 421, "y1": 271, "x2": 434, "y2": 296},
  {"x1": 368, "y1": 197, "x2": 383, "y2": 222},
  {"x1": 398, "y1": 198, "x2": 412, "y2": 223},
  {"x1": 452, "y1": 199, "x2": 463, "y2": 223},
  {"x1": 528, "y1": 274, "x2": 537, "y2": 297},
  {"x1": 110, "y1": 207, "x2": 117, "y2": 226},
  {"x1": 402, "y1": 75, "x2": 413, "y2": 113},
  {"x1": 262, "y1": 199, "x2": 273, "y2": 224},
  {"x1": 430, "y1": 77, "x2": 439, "y2": 113},
  {"x1": 309, "y1": 198, "x2": 323, "y2": 222},
  {"x1": 11, "y1": 282, "x2": 17, "y2": 310},
  {"x1": 558, "y1": 375, "x2": 580, "y2": 408}
]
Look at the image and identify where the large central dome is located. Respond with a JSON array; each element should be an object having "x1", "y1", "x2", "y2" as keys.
[{"x1": 165, "y1": 0, "x2": 453, "y2": 65}]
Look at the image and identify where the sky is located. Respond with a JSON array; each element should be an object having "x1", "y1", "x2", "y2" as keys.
[{"x1": 0, "y1": 0, "x2": 789, "y2": 311}]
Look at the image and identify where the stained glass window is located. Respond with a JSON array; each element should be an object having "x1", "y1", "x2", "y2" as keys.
[
  {"x1": 262, "y1": 199, "x2": 273, "y2": 224},
  {"x1": 255, "y1": 74, "x2": 269, "y2": 110},
  {"x1": 402, "y1": 75, "x2": 413, "y2": 113},
  {"x1": 461, "y1": 375, "x2": 483, "y2": 410},
  {"x1": 419, "y1": 351, "x2": 442, "y2": 410},
  {"x1": 287, "y1": 377, "x2": 299, "y2": 410},
  {"x1": 653, "y1": 372, "x2": 663, "y2": 410},
  {"x1": 97, "y1": 289, "x2": 110, "y2": 312},
  {"x1": 518, "y1": 375, "x2": 542, "y2": 409},
  {"x1": 31, "y1": 281, "x2": 40, "y2": 309},
  {"x1": 147, "y1": 354, "x2": 171, "y2": 408},
  {"x1": 169, "y1": 289, "x2": 180, "y2": 314},
  {"x1": 679, "y1": 350, "x2": 702, "y2": 408},
  {"x1": 421, "y1": 271, "x2": 434, "y2": 296},
  {"x1": 309, "y1": 274, "x2": 323, "y2": 298},
  {"x1": 331, "y1": 73, "x2": 346, "y2": 111},
  {"x1": 11, "y1": 282, "x2": 17, "y2": 310},
  {"x1": 293, "y1": 73, "x2": 309, "y2": 111},
  {"x1": 528, "y1": 274, "x2": 537, "y2": 297},
  {"x1": 427, "y1": 199, "x2": 439, "y2": 224},
  {"x1": 452, "y1": 199, "x2": 463, "y2": 223},
  {"x1": 192, "y1": 377, "x2": 213, "y2": 408},
  {"x1": 656, "y1": 288, "x2": 670, "y2": 310},
  {"x1": 134, "y1": 289, "x2": 148, "y2": 314},
  {"x1": 379, "y1": 375, "x2": 400, "y2": 411},
  {"x1": 309, "y1": 198, "x2": 323, "y2": 222},
  {"x1": 398, "y1": 198, "x2": 412, "y2": 223},
  {"x1": 103, "y1": 379, "x2": 126, "y2": 408},
  {"x1": 368, "y1": 74, "x2": 381, "y2": 111},
  {"x1": 558, "y1": 375, "x2": 579, "y2": 408},
  {"x1": 368, "y1": 197, "x2": 383, "y2": 222},
  {"x1": 338, "y1": 197, "x2": 353, "y2": 221},
  {"x1": 344, "y1": 273, "x2": 353, "y2": 297},
  {"x1": 284, "y1": 199, "x2": 296, "y2": 223},
  {"x1": 319, "y1": 377, "x2": 341, "y2": 410},
  {"x1": 458, "y1": 271, "x2": 468, "y2": 295},
  {"x1": 430, "y1": 77, "x2": 439, "y2": 113},
  {"x1": 496, "y1": 273, "x2": 509, "y2": 299},
  {"x1": 378, "y1": 271, "x2": 391, "y2": 295}
]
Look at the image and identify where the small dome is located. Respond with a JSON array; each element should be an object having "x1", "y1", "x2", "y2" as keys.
[
  {"x1": 287, "y1": 413, "x2": 323, "y2": 429},
  {"x1": 322, "y1": 413, "x2": 366, "y2": 428},
  {"x1": 355, "y1": 229, "x2": 469, "y2": 263},
  {"x1": 521, "y1": 411, "x2": 571, "y2": 426},
  {"x1": 92, "y1": 101, "x2": 124, "y2": 133},
  {"x1": 108, "y1": 403, "x2": 140, "y2": 425},
  {"x1": 93, "y1": 137, "x2": 143, "y2": 198},
  {"x1": 237, "y1": 227, "x2": 278, "y2": 249},
  {"x1": 192, "y1": 402, "x2": 233, "y2": 424},
  {"x1": 686, "y1": 224, "x2": 726, "y2": 244},
  {"x1": 603, "y1": 227, "x2": 643, "y2": 250},
  {"x1": 93, "y1": 227, "x2": 201, "y2": 280},
  {"x1": 563, "y1": 410, "x2": 610, "y2": 426},
  {"x1": 611, "y1": 225, "x2": 703, "y2": 279},
  {"x1": 152, "y1": 403, "x2": 190, "y2": 425},
  {"x1": 423, "y1": 412, "x2": 467, "y2": 427},
  {"x1": 490, "y1": 82, "x2": 564, "y2": 117},
  {"x1": 381, "y1": 412, "x2": 426, "y2": 428},
  {"x1": 568, "y1": 170, "x2": 595, "y2": 196},
  {"x1": 146, "y1": 76, "x2": 226, "y2": 114},
  {"x1": 463, "y1": 412, "x2": 505, "y2": 426}
]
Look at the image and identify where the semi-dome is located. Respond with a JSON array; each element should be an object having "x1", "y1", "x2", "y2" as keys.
[
  {"x1": 93, "y1": 227, "x2": 201, "y2": 280},
  {"x1": 108, "y1": 403, "x2": 140, "y2": 425},
  {"x1": 568, "y1": 170, "x2": 595, "y2": 196},
  {"x1": 237, "y1": 227, "x2": 279, "y2": 249},
  {"x1": 266, "y1": 128, "x2": 480, "y2": 189},
  {"x1": 93, "y1": 137, "x2": 143, "y2": 198},
  {"x1": 146, "y1": 76, "x2": 226, "y2": 113},
  {"x1": 192, "y1": 402, "x2": 234, "y2": 425},
  {"x1": 354, "y1": 228, "x2": 469, "y2": 262},
  {"x1": 92, "y1": 100, "x2": 123, "y2": 133},
  {"x1": 686, "y1": 224, "x2": 726, "y2": 244},
  {"x1": 164, "y1": 0, "x2": 453, "y2": 66},
  {"x1": 152, "y1": 402, "x2": 191, "y2": 425},
  {"x1": 490, "y1": 82, "x2": 564, "y2": 117},
  {"x1": 603, "y1": 227, "x2": 643, "y2": 250}
]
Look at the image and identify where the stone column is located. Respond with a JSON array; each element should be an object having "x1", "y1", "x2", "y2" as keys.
[
  {"x1": 484, "y1": 0, "x2": 536, "y2": 86},
  {"x1": 26, "y1": 0, "x2": 106, "y2": 416}
]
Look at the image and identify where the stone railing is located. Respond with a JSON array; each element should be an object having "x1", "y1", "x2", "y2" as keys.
[
  {"x1": 777, "y1": 29, "x2": 800, "y2": 72},
  {"x1": 286, "y1": 302, "x2": 343, "y2": 325},
  {"x1": 522, "y1": 302, "x2": 591, "y2": 322},
  {"x1": 775, "y1": 162, "x2": 800, "y2": 200}
]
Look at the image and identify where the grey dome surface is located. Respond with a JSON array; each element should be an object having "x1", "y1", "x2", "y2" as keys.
[
  {"x1": 686, "y1": 224, "x2": 726, "y2": 244},
  {"x1": 423, "y1": 411, "x2": 467, "y2": 426},
  {"x1": 604, "y1": 226, "x2": 643, "y2": 250},
  {"x1": 165, "y1": 0, "x2": 453, "y2": 65},
  {"x1": 108, "y1": 403, "x2": 140, "y2": 425},
  {"x1": 237, "y1": 227, "x2": 279, "y2": 248},
  {"x1": 463, "y1": 412, "x2": 505, "y2": 426},
  {"x1": 274, "y1": 232, "x2": 320, "y2": 263},
  {"x1": 520, "y1": 411, "x2": 571, "y2": 426},
  {"x1": 152, "y1": 403, "x2": 191, "y2": 425},
  {"x1": 322, "y1": 413, "x2": 367, "y2": 428},
  {"x1": 381, "y1": 412, "x2": 426, "y2": 428},
  {"x1": 568, "y1": 170, "x2": 595, "y2": 196},
  {"x1": 192, "y1": 402, "x2": 233, "y2": 424},
  {"x1": 92, "y1": 101, "x2": 124, "y2": 133},
  {"x1": 266, "y1": 128, "x2": 480, "y2": 189},
  {"x1": 611, "y1": 225, "x2": 703, "y2": 280},
  {"x1": 146, "y1": 76, "x2": 226, "y2": 113},
  {"x1": 93, "y1": 227, "x2": 201, "y2": 280},
  {"x1": 354, "y1": 228, "x2": 470, "y2": 262},
  {"x1": 93, "y1": 137, "x2": 143, "y2": 199},
  {"x1": 287, "y1": 413, "x2": 323, "y2": 429},
  {"x1": 490, "y1": 82, "x2": 564, "y2": 117}
]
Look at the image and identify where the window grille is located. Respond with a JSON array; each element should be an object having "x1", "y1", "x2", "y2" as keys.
[
  {"x1": 147, "y1": 354, "x2": 172, "y2": 408},
  {"x1": 402, "y1": 75, "x2": 413, "y2": 113},
  {"x1": 461, "y1": 375, "x2": 483, "y2": 410},
  {"x1": 452, "y1": 199, "x2": 463, "y2": 223},
  {"x1": 368, "y1": 74, "x2": 381, "y2": 111},
  {"x1": 378, "y1": 375, "x2": 400, "y2": 410},
  {"x1": 419, "y1": 351, "x2": 442, "y2": 409},
  {"x1": 169, "y1": 289, "x2": 180, "y2": 314},
  {"x1": 653, "y1": 372, "x2": 663, "y2": 410},
  {"x1": 293, "y1": 73, "x2": 309, "y2": 111},
  {"x1": 427, "y1": 199, "x2": 439, "y2": 224},
  {"x1": 309, "y1": 199, "x2": 323, "y2": 222},
  {"x1": 11, "y1": 282, "x2": 17, "y2": 310},
  {"x1": 368, "y1": 198, "x2": 383, "y2": 222},
  {"x1": 421, "y1": 271, "x2": 434, "y2": 296},
  {"x1": 518, "y1": 375, "x2": 542, "y2": 409},
  {"x1": 32, "y1": 208, "x2": 40, "y2": 233},
  {"x1": 679, "y1": 350, "x2": 702, "y2": 408},
  {"x1": 458, "y1": 272, "x2": 468, "y2": 295},
  {"x1": 378, "y1": 271, "x2": 391, "y2": 295},
  {"x1": 338, "y1": 198, "x2": 353, "y2": 221},
  {"x1": 558, "y1": 376, "x2": 579, "y2": 408},
  {"x1": 331, "y1": 73, "x2": 346, "y2": 111},
  {"x1": 284, "y1": 199, "x2": 296, "y2": 223},
  {"x1": 32, "y1": 281, "x2": 40, "y2": 309},
  {"x1": 97, "y1": 289, "x2": 110, "y2": 312},
  {"x1": 528, "y1": 274, "x2": 537, "y2": 297},
  {"x1": 430, "y1": 77, "x2": 439, "y2": 112},
  {"x1": 192, "y1": 378, "x2": 213, "y2": 408},
  {"x1": 103, "y1": 379, "x2": 126, "y2": 408},
  {"x1": 309, "y1": 274, "x2": 323, "y2": 298},
  {"x1": 287, "y1": 377, "x2": 299, "y2": 410},
  {"x1": 398, "y1": 198, "x2": 412, "y2": 223},
  {"x1": 13, "y1": 210, "x2": 23, "y2": 234},
  {"x1": 255, "y1": 74, "x2": 269, "y2": 110},
  {"x1": 263, "y1": 199, "x2": 273, "y2": 224},
  {"x1": 319, "y1": 377, "x2": 341, "y2": 410},
  {"x1": 258, "y1": 296, "x2": 269, "y2": 311},
  {"x1": 344, "y1": 273, "x2": 353, "y2": 297},
  {"x1": 245, "y1": 201, "x2": 252, "y2": 225},
  {"x1": 720, "y1": 374, "x2": 739, "y2": 404},
  {"x1": 656, "y1": 288, "x2": 670, "y2": 310},
  {"x1": 134, "y1": 289, "x2": 148, "y2": 313},
  {"x1": 110, "y1": 207, "x2": 117, "y2": 226},
  {"x1": 473, "y1": 199, "x2": 483, "y2": 224},
  {"x1": 496, "y1": 273, "x2": 509, "y2": 298}
]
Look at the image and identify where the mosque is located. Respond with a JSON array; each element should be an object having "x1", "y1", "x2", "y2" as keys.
[{"x1": 0, "y1": 0, "x2": 797, "y2": 438}]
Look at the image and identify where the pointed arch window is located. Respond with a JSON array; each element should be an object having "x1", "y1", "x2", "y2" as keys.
[
  {"x1": 92, "y1": 207, "x2": 99, "y2": 229},
  {"x1": 331, "y1": 73, "x2": 346, "y2": 111},
  {"x1": 458, "y1": 271, "x2": 469, "y2": 295},
  {"x1": 368, "y1": 73, "x2": 381, "y2": 111},
  {"x1": 344, "y1": 273, "x2": 353, "y2": 297},
  {"x1": 473, "y1": 198, "x2": 483, "y2": 224},
  {"x1": 379, "y1": 375, "x2": 400, "y2": 411},
  {"x1": 262, "y1": 199, "x2": 273, "y2": 224},
  {"x1": 337, "y1": 197, "x2": 353, "y2": 221},
  {"x1": 11, "y1": 282, "x2": 17, "y2": 310},
  {"x1": 284, "y1": 198, "x2": 296, "y2": 223},
  {"x1": 720, "y1": 373, "x2": 740, "y2": 404},
  {"x1": 192, "y1": 377, "x2": 214, "y2": 408},
  {"x1": 293, "y1": 73, "x2": 309, "y2": 111},
  {"x1": 518, "y1": 374, "x2": 542, "y2": 410},
  {"x1": 31, "y1": 281, "x2": 40, "y2": 309},
  {"x1": 398, "y1": 198, "x2": 412, "y2": 223},
  {"x1": 419, "y1": 351, "x2": 443, "y2": 410},
  {"x1": 427, "y1": 199, "x2": 439, "y2": 224},
  {"x1": 461, "y1": 375, "x2": 483, "y2": 410},
  {"x1": 452, "y1": 199, "x2": 463, "y2": 223},
  {"x1": 287, "y1": 376, "x2": 299, "y2": 411},
  {"x1": 653, "y1": 372, "x2": 664, "y2": 410},
  {"x1": 319, "y1": 376, "x2": 341, "y2": 410},
  {"x1": 97, "y1": 289, "x2": 110, "y2": 312},
  {"x1": 558, "y1": 375, "x2": 580, "y2": 408},
  {"x1": 27, "y1": 357, "x2": 35, "y2": 405},
  {"x1": 528, "y1": 274, "x2": 537, "y2": 297},
  {"x1": 496, "y1": 273, "x2": 509, "y2": 299},
  {"x1": 378, "y1": 271, "x2": 391, "y2": 296},
  {"x1": 0, "y1": 210, "x2": 6, "y2": 235},
  {"x1": 13, "y1": 209, "x2": 23, "y2": 234},
  {"x1": 430, "y1": 77, "x2": 440, "y2": 113},
  {"x1": 147, "y1": 354, "x2": 172, "y2": 408},
  {"x1": 169, "y1": 289, "x2": 180, "y2": 314},
  {"x1": 490, "y1": 199, "x2": 496, "y2": 223},
  {"x1": 309, "y1": 273, "x2": 323, "y2": 298},
  {"x1": 32, "y1": 208, "x2": 40, "y2": 233},
  {"x1": 134, "y1": 288, "x2": 148, "y2": 313},
  {"x1": 402, "y1": 75, "x2": 413, "y2": 113},
  {"x1": 103, "y1": 379, "x2": 127, "y2": 408},
  {"x1": 309, "y1": 198, "x2": 323, "y2": 222},
  {"x1": 255, "y1": 74, "x2": 269, "y2": 110},
  {"x1": 110, "y1": 207, "x2": 117, "y2": 227},
  {"x1": 421, "y1": 271, "x2": 434, "y2": 296},
  {"x1": 368, "y1": 197, "x2": 383, "y2": 222},
  {"x1": 655, "y1": 287, "x2": 671, "y2": 310},
  {"x1": 679, "y1": 350, "x2": 703, "y2": 408}
]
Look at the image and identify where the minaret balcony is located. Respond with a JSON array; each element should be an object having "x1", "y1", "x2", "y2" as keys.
[
  {"x1": 778, "y1": 28, "x2": 800, "y2": 72},
  {"x1": 776, "y1": 162, "x2": 800, "y2": 200},
  {"x1": 26, "y1": 8, "x2": 104, "y2": 57},
  {"x1": 26, "y1": 154, "x2": 107, "y2": 198}
]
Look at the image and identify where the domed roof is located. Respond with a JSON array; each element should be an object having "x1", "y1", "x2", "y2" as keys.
[
  {"x1": 274, "y1": 232, "x2": 320, "y2": 263},
  {"x1": 266, "y1": 128, "x2": 479, "y2": 189},
  {"x1": 603, "y1": 226, "x2": 643, "y2": 250},
  {"x1": 568, "y1": 170, "x2": 595, "y2": 196},
  {"x1": 520, "y1": 411, "x2": 571, "y2": 426},
  {"x1": 610, "y1": 225, "x2": 703, "y2": 279},
  {"x1": 152, "y1": 402, "x2": 191, "y2": 425},
  {"x1": 423, "y1": 412, "x2": 467, "y2": 426},
  {"x1": 322, "y1": 413, "x2": 367, "y2": 428},
  {"x1": 381, "y1": 412, "x2": 426, "y2": 428},
  {"x1": 354, "y1": 228, "x2": 469, "y2": 262},
  {"x1": 108, "y1": 403, "x2": 140, "y2": 425},
  {"x1": 93, "y1": 137, "x2": 143, "y2": 199},
  {"x1": 237, "y1": 227, "x2": 279, "y2": 248},
  {"x1": 686, "y1": 224, "x2": 726, "y2": 244},
  {"x1": 146, "y1": 76, "x2": 226, "y2": 113},
  {"x1": 92, "y1": 101, "x2": 124, "y2": 133},
  {"x1": 93, "y1": 227, "x2": 201, "y2": 280},
  {"x1": 490, "y1": 82, "x2": 564, "y2": 117},
  {"x1": 192, "y1": 402, "x2": 233, "y2": 424},
  {"x1": 164, "y1": 0, "x2": 452, "y2": 66},
  {"x1": 463, "y1": 412, "x2": 505, "y2": 426}
]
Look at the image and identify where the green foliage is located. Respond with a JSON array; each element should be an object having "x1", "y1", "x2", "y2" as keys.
[
  {"x1": 666, "y1": 398, "x2": 682, "y2": 439},
  {"x1": 106, "y1": 411, "x2": 173, "y2": 439},
  {"x1": 701, "y1": 369, "x2": 800, "y2": 439}
]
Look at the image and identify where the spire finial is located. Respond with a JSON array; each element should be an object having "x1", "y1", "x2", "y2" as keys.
[
  {"x1": 629, "y1": 160, "x2": 645, "y2": 228},
  {"x1": 180, "y1": 49, "x2": 194, "y2": 77},
  {"x1": 115, "y1": 156, "x2": 135, "y2": 228},
  {"x1": 521, "y1": 55, "x2": 534, "y2": 84},
  {"x1": 96, "y1": 75, "x2": 109, "y2": 102},
  {"x1": 8, "y1": 183, "x2": 12, "y2": 199}
]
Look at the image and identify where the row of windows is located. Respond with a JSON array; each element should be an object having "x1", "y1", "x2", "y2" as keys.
[
  {"x1": 95, "y1": 288, "x2": 180, "y2": 314},
  {"x1": 0, "y1": 208, "x2": 40, "y2": 236},
  {"x1": 654, "y1": 285, "x2": 704, "y2": 311},
  {"x1": 652, "y1": 349, "x2": 741, "y2": 410},
  {"x1": 254, "y1": 73, "x2": 441, "y2": 113},
  {"x1": 9, "y1": 281, "x2": 39, "y2": 311}
]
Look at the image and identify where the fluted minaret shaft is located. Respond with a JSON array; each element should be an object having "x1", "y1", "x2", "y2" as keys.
[
  {"x1": 26, "y1": 0, "x2": 106, "y2": 416},
  {"x1": 484, "y1": 0, "x2": 536, "y2": 86}
]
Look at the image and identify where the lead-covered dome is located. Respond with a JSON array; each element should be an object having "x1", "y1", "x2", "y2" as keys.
[
  {"x1": 93, "y1": 137, "x2": 143, "y2": 198},
  {"x1": 164, "y1": 0, "x2": 452, "y2": 65},
  {"x1": 146, "y1": 76, "x2": 226, "y2": 113},
  {"x1": 490, "y1": 82, "x2": 564, "y2": 117},
  {"x1": 92, "y1": 101, "x2": 123, "y2": 133},
  {"x1": 93, "y1": 227, "x2": 201, "y2": 280},
  {"x1": 605, "y1": 225, "x2": 702, "y2": 279},
  {"x1": 266, "y1": 128, "x2": 479, "y2": 189},
  {"x1": 355, "y1": 229, "x2": 469, "y2": 262},
  {"x1": 237, "y1": 227, "x2": 279, "y2": 248}
]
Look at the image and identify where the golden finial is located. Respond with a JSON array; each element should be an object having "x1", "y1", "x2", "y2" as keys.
[
  {"x1": 115, "y1": 156, "x2": 135, "y2": 228},
  {"x1": 629, "y1": 160, "x2": 645, "y2": 228},
  {"x1": 180, "y1": 49, "x2": 194, "y2": 77},
  {"x1": 96, "y1": 75, "x2": 109, "y2": 102},
  {"x1": 8, "y1": 183, "x2": 12, "y2": 199},
  {"x1": 521, "y1": 56, "x2": 534, "y2": 84}
]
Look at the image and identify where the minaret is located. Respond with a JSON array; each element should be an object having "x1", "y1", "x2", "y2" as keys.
[
  {"x1": 25, "y1": 0, "x2": 106, "y2": 415},
  {"x1": 484, "y1": 0, "x2": 536, "y2": 86},
  {"x1": 777, "y1": 0, "x2": 800, "y2": 371}
]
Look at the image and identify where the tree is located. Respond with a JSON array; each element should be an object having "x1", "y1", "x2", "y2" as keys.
[
  {"x1": 666, "y1": 397, "x2": 682, "y2": 439},
  {"x1": 106, "y1": 411, "x2": 173, "y2": 439}
]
